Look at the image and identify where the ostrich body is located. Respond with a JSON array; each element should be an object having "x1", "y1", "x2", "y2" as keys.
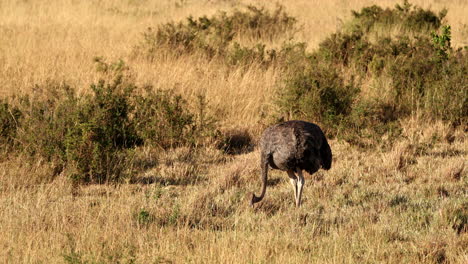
[{"x1": 251, "y1": 120, "x2": 332, "y2": 207}]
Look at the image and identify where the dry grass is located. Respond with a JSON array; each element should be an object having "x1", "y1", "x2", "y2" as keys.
[
  {"x1": 1, "y1": 0, "x2": 467, "y2": 128},
  {"x1": 1, "y1": 121, "x2": 466, "y2": 263},
  {"x1": 1, "y1": 0, "x2": 467, "y2": 263}
]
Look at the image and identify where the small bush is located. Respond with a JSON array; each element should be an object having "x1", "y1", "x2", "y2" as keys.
[
  {"x1": 228, "y1": 43, "x2": 271, "y2": 66},
  {"x1": 431, "y1": 25, "x2": 451, "y2": 62},
  {"x1": 427, "y1": 54, "x2": 468, "y2": 124},
  {"x1": 227, "y1": 5, "x2": 296, "y2": 40},
  {"x1": 387, "y1": 27, "x2": 467, "y2": 124},
  {"x1": 318, "y1": 30, "x2": 371, "y2": 71},
  {"x1": 135, "y1": 209, "x2": 154, "y2": 227},
  {"x1": 337, "y1": 100, "x2": 402, "y2": 147}
]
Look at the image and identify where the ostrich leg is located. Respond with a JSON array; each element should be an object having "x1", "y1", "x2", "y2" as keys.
[
  {"x1": 287, "y1": 170, "x2": 298, "y2": 205},
  {"x1": 296, "y1": 169, "x2": 305, "y2": 207}
]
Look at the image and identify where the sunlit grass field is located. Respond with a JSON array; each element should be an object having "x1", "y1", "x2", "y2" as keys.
[{"x1": 0, "y1": 0, "x2": 467, "y2": 263}]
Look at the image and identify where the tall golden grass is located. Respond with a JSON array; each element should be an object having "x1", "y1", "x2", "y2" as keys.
[
  {"x1": 1, "y1": 0, "x2": 467, "y2": 128},
  {"x1": 0, "y1": 0, "x2": 467, "y2": 263}
]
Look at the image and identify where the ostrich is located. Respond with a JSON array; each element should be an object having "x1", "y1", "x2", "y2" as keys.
[{"x1": 251, "y1": 120, "x2": 332, "y2": 207}]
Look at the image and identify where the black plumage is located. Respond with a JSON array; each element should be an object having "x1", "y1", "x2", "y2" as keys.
[{"x1": 251, "y1": 120, "x2": 332, "y2": 207}]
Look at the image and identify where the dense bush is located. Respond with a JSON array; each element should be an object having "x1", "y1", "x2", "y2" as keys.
[
  {"x1": 275, "y1": 1, "x2": 467, "y2": 143},
  {"x1": 9, "y1": 79, "x2": 140, "y2": 182},
  {"x1": 64, "y1": 77, "x2": 143, "y2": 182},
  {"x1": 0, "y1": 61, "x2": 211, "y2": 183},
  {"x1": 140, "y1": 5, "x2": 296, "y2": 65}
]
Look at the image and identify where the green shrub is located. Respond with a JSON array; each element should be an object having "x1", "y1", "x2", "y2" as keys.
[
  {"x1": 132, "y1": 87, "x2": 195, "y2": 149},
  {"x1": 338, "y1": 100, "x2": 402, "y2": 147},
  {"x1": 228, "y1": 43, "x2": 270, "y2": 66},
  {"x1": 63, "y1": 76, "x2": 142, "y2": 182},
  {"x1": 276, "y1": 61, "x2": 359, "y2": 134},
  {"x1": 275, "y1": 1, "x2": 467, "y2": 143},
  {"x1": 227, "y1": 41, "x2": 310, "y2": 67},
  {"x1": 387, "y1": 37, "x2": 437, "y2": 115},
  {"x1": 386, "y1": 26, "x2": 467, "y2": 124},
  {"x1": 13, "y1": 78, "x2": 141, "y2": 182},
  {"x1": 431, "y1": 25, "x2": 451, "y2": 62},
  {"x1": 274, "y1": 42, "x2": 310, "y2": 70},
  {"x1": 17, "y1": 83, "x2": 79, "y2": 162},
  {"x1": 5, "y1": 59, "x2": 213, "y2": 183},
  {"x1": 135, "y1": 208, "x2": 154, "y2": 226},
  {"x1": 350, "y1": 0, "x2": 445, "y2": 33},
  {"x1": 318, "y1": 30, "x2": 375, "y2": 74},
  {"x1": 426, "y1": 52, "x2": 468, "y2": 124},
  {"x1": 227, "y1": 5, "x2": 296, "y2": 40},
  {"x1": 140, "y1": 5, "x2": 296, "y2": 64}
]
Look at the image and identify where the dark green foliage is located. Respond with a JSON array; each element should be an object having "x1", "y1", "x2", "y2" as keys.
[
  {"x1": 85, "y1": 77, "x2": 142, "y2": 149},
  {"x1": 427, "y1": 54, "x2": 468, "y2": 124},
  {"x1": 228, "y1": 43, "x2": 271, "y2": 66},
  {"x1": 17, "y1": 83, "x2": 79, "y2": 162},
  {"x1": 350, "y1": 0, "x2": 445, "y2": 33},
  {"x1": 431, "y1": 25, "x2": 451, "y2": 62},
  {"x1": 386, "y1": 27, "x2": 467, "y2": 124},
  {"x1": 225, "y1": 5, "x2": 296, "y2": 40},
  {"x1": 387, "y1": 38, "x2": 437, "y2": 114},
  {"x1": 135, "y1": 209, "x2": 154, "y2": 226},
  {"x1": 141, "y1": 5, "x2": 296, "y2": 65},
  {"x1": 318, "y1": 30, "x2": 371, "y2": 70},
  {"x1": 337, "y1": 100, "x2": 402, "y2": 147},
  {"x1": 132, "y1": 87, "x2": 195, "y2": 149},
  {"x1": 277, "y1": 62, "x2": 359, "y2": 132},
  {"x1": 389, "y1": 194, "x2": 409, "y2": 207},
  {"x1": 1, "y1": 59, "x2": 208, "y2": 183},
  {"x1": 63, "y1": 77, "x2": 142, "y2": 182},
  {"x1": 274, "y1": 42, "x2": 310, "y2": 71},
  {"x1": 12, "y1": 79, "x2": 143, "y2": 182},
  {"x1": 275, "y1": 1, "x2": 467, "y2": 143}
]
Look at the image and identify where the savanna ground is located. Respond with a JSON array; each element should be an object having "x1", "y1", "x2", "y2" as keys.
[{"x1": 0, "y1": 0, "x2": 467, "y2": 263}]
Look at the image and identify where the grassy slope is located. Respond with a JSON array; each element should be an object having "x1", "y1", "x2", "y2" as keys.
[{"x1": 0, "y1": 0, "x2": 467, "y2": 263}]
